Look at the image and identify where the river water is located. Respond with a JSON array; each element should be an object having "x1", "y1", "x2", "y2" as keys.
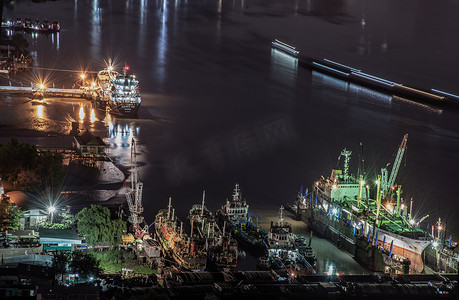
[{"x1": 1, "y1": 0, "x2": 459, "y2": 253}]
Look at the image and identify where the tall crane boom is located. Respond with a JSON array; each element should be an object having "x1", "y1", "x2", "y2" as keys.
[
  {"x1": 125, "y1": 138, "x2": 146, "y2": 237},
  {"x1": 387, "y1": 134, "x2": 408, "y2": 190}
]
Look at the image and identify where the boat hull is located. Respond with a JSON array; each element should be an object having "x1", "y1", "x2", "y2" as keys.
[{"x1": 108, "y1": 100, "x2": 140, "y2": 117}]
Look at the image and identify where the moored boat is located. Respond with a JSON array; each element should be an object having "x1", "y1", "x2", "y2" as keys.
[
  {"x1": 310, "y1": 135, "x2": 433, "y2": 273},
  {"x1": 189, "y1": 191, "x2": 238, "y2": 271},
  {"x1": 259, "y1": 206, "x2": 315, "y2": 278},
  {"x1": 216, "y1": 184, "x2": 267, "y2": 254},
  {"x1": 271, "y1": 39, "x2": 299, "y2": 57},
  {"x1": 92, "y1": 61, "x2": 141, "y2": 117},
  {"x1": 155, "y1": 198, "x2": 207, "y2": 271}
]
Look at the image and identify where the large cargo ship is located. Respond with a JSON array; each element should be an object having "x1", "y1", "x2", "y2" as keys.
[
  {"x1": 94, "y1": 62, "x2": 141, "y2": 117},
  {"x1": 309, "y1": 135, "x2": 433, "y2": 274},
  {"x1": 188, "y1": 191, "x2": 238, "y2": 271},
  {"x1": 216, "y1": 184, "x2": 267, "y2": 254},
  {"x1": 155, "y1": 198, "x2": 207, "y2": 271}
]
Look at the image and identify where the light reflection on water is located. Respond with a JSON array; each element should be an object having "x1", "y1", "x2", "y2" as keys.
[
  {"x1": 270, "y1": 48, "x2": 298, "y2": 87},
  {"x1": 79, "y1": 104, "x2": 85, "y2": 123},
  {"x1": 36, "y1": 105, "x2": 44, "y2": 119},
  {"x1": 90, "y1": 108, "x2": 97, "y2": 124},
  {"x1": 106, "y1": 117, "x2": 140, "y2": 167}
]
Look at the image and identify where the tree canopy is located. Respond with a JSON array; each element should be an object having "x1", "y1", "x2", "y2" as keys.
[
  {"x1": 52, "y1": 251, "x2": 70, "y2": 281},
  {"x1": 75, "y1": 205, "x2": 126, "y2": 245},
  {"x1": 0, "y1": 194, "x2": 24, "y2": 231},
  {"x1": 69, "y1": 251, "x2": 101, "y2": 281},
  {"x1": 0, "y1": 138, "x2": 64, "y2": 190}
]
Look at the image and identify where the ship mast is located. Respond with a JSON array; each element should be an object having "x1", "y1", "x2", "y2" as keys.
[
  {"x1": 340, "y1": 149, "x2": 352, "y2": 182},
  {"x1": 233, "y1": 183, "x2": 240, "y2": 201},
  {"x1": 278, "y1": 206, "x2": 285, "y2": 227},
  {"x1": 201, "y1": 190, "x2": 206, "y2": 217}
]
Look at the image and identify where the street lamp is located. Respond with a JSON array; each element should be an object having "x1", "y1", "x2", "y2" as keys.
[
  {"x1": 80, "y1": 74, "x2": 86, "y2": 87},
  {"x1": 48, "y1": 205, "x2": 56, "y2": 224}
]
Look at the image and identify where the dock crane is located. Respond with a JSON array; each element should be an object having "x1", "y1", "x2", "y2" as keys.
[
  {"x1": 125, "y1": 138, "x2": 148, "y2": 239},
  {"x1": 380, "y1": 134, "x2": 408, "y2": 198}
]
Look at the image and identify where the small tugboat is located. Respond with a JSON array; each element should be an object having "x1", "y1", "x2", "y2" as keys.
[
  {"x1": 216, "y1": 183, "x2": 267, "y2": 254},
  {"x1": 284, "y1": 186, "x2": 311, "y2": 220},
  {"x1": 155, "y1": 198, "x2": 207, "y2": 271},
  {"x1": 259, "y1": 206, "x2": 315, "y2": 278},
  {"x1": 188, "y1": 191, "x2": 238, "y2": 271}
]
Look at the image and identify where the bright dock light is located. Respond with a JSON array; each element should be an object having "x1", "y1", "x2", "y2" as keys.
[{"x1": 48, "y1": 205, "x2": 56, "y2": 224}]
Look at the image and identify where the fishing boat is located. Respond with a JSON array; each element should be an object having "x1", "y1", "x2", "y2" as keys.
[
  {"x1": 258, "y1": 206, "x2": 315, "y2": 278},
  {"x1": 155, "y1": 198, "x2": 207, "y2": 271},
  {"x1": 310, "y1": 135, "x2": 433, "y2": 274},
  {"x1": 93, "y1": 61, "x2": 141, "y2": 117},
  {"x1": 189, "y1": 191, "x2": 238, "y2": 271},
  {"x1": 216, "y1": 184, "x2": 267, "y2": 254}
]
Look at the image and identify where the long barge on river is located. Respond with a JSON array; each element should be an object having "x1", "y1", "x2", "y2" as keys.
[{"x1": 272, "y1": 40, "x2": 459, "y2": 108}]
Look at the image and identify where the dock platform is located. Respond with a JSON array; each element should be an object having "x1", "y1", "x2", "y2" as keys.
[{"x1": 0, "y1": 85, "x2": 89, "y2": 99}]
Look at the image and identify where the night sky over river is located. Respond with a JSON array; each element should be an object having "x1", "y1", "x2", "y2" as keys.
[{"x1": 1, "y1": 0, "x2": 459, "y2": 264}]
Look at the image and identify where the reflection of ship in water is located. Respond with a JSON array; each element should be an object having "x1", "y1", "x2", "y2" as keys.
[
  {"x1": 257, "y1": 206, "x2": 315, "y2": 278},
  {"x1": 92, "y1": 61, "x2": 141, "y2": 117},
  {"x1": 216, "y1": 184, "x2": 267, "y2": 254},
  {"x1": 155, "y1": 198, "x2": 207, "y2": 271},
  {"x1": 188, "y1": 191, "x2": 238, "y2": 271}
]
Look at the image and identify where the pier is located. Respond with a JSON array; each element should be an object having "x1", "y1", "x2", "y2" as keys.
[
  {"x1": 272, "y1": 40, "x2": 459, "y2": 108},
  {"x1": 0, "y1": 85, "x2": 89, "y2": 99}
]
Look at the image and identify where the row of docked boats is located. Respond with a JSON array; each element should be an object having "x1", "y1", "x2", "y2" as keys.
[
  {"x1": 154, "y1": 184, "x2": 316, "y2": 277},
  {"x1": 1, "y1": 18, "x2": 60, "y2": 33}
]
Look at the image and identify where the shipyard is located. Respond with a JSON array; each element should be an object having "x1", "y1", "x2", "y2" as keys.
[{"x1": 0, "y1": 0, "x2": 459, "y2": 299}]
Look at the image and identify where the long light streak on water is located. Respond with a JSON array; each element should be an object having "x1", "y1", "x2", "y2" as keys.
[{"x1": 270, "y1": 48, "x2": 298, "y2": 87}]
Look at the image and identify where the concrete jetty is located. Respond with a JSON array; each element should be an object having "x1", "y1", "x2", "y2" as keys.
[{"x1": 0, "y1": 85, "x2": 89, "y2": 99}]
